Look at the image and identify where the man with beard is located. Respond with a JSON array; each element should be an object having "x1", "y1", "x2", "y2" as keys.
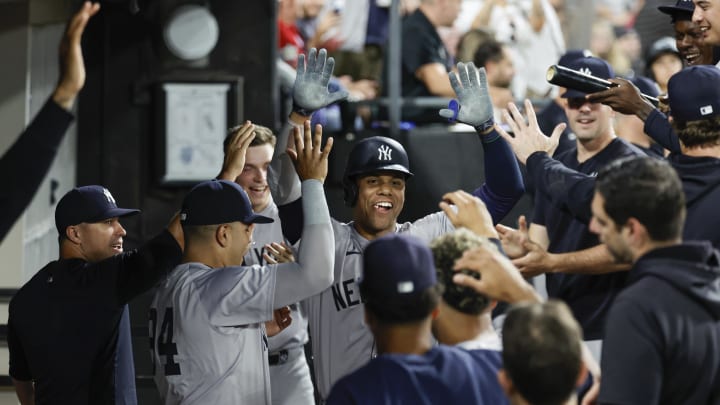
[
  {"x1": 589, "y1": 156, "x2": 720, "y2": 404},
  {"x1": 473, "y1": 39, "x2": 516, "y2": 125}
]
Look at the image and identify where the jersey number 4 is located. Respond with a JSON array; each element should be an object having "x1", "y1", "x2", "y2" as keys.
[{"x1": 148, "y1": 307, "x2": 181, "y2": 376}]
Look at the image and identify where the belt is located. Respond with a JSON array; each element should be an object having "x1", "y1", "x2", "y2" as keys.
[{"x1": 268, "y1": 349, "x2": 289, "y2": 366}]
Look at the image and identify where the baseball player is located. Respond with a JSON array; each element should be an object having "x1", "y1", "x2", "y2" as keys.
[
  {"x1": 274, "y1": 48, "x2": 525, "y2": 398},
  {"x1": 150, "y1": 124, "x2": 334, "y2": 404},
  {"x1": 217, "y1": 122, "x2": 314, "y2": 404}
]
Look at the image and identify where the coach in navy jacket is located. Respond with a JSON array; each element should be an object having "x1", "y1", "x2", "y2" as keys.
[{"x1": 588, "y1": 156, "x2": 720, "y2": 404}]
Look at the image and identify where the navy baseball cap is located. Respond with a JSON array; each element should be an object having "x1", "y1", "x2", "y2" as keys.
[
  {"x1": 55, "y1": 185, "x2": 140, "y2": 234},
  {"x1": 558, "y1": 49, "x2": 593, "y2": 69},
  {"x1": 629, "y1": 76, "x2": 661, "y2": 98},
  {"x1": 668, "y1": 66, "x2": 720, "y2": 122},
  {"x1": 561, "y1": 56, "x2": 615, "y2": 98},
  {"x1": 658, "y1": 0, "x2": 694, "y2": 20},
  {"x1": 361, "y1": 234, "x2": 437, "y2": 299},
  {"x1": 180, "y1": 179, "x2": 273, "y2": 226}
]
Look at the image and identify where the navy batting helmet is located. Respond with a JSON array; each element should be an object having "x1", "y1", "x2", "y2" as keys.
[{"x1": 343, "y1": 136, "x2": 413, "y2": 206}]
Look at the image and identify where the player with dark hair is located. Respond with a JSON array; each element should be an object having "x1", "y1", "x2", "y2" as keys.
[
  {"x1": 500, "y1": 301, "x2": 586, "y2": 405},
  {"x1": 585, "y1": 0, "x2": 715, "y2": 155},
  {"x1": 7, "y1": 185, "x2": 183, "y2": 404},
  {"x1": 326, "y1": 234, "x2": 507, "y2": 404},
  {"x1": 218, "y1": 121, "x2": 315, "y2": 404},
  {"x1": 430, "y1": 228, "x2": 500, "y2": 350},
  {"x1": 495, "y1": 57, "x2": 644, "y2": 358},
  {"x1": 499, "y1": 65, "x2": 720, "y2": 250},
  {"x1": 274, "y1": 49, "x2": 525, "y2": 399},
  {"x1": 692, "y1": 0, "x2": 720, "y2": 46},
  {"x1": 589, "y1": 156, "x2": 720, "y2": 404},
  {"x1": 150, "y1": 124, "x2": 334, "y2": 404}
]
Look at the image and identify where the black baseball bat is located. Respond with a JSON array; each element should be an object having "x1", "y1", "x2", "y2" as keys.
[{"x1": 546, "y1": 65, "x2": 659, "y2": 106}]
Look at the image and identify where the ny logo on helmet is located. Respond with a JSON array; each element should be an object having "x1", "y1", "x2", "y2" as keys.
[
  {"x1": 103, "y1": 188, "x2": 116, "y2": 204},
  {"x1": 378, "y1": 145, "x2": 393, "y2": 161},
  {"x1": 579, "y1": 67, "x2": 592, "y2": 76}
]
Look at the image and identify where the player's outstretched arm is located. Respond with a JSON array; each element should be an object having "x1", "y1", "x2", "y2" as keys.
[
  {"x1": 439, "y1": 62, "x2": 525, "y2": 223},
  {"x1": 273, "y1": 121, "x2": 335, "y2": 307},
  {"x1": 0, "y1": 1, "x2": 99, "y2": 244},
  {"x1": 271, "y1": 48, "x2": 345, "y2": 242}
]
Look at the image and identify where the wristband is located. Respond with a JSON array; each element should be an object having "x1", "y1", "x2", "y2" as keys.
[{"x1": 292, "y1": 102, "x2": 315, "y2": 117}]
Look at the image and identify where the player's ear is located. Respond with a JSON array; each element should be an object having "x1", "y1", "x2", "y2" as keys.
[
  {"x1": 66, "y1": 225, "x2": 82, "y2": 244},
  {"x1": 215, "y1": 224, "x2": 230, "y2": 247}
]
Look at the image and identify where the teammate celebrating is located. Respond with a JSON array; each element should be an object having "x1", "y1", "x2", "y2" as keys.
[
  {"x1": 217, "y1": 122, "x2": 315, "y2": 404},
  {"x1": 274, "y1": 48, "x2": 525, "y2": 399},
  {"x1": 150, "y1": 123, "x2": 334, "y2": 404}
]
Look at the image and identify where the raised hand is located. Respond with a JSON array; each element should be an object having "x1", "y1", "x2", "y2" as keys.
[
  {"x1": 496, "y1": 99, "x2": 566, "y2": 164},
  {"x1": 439, "y1": 62, "x2": 494, "y2": 132},
  {"x1": 53, "y1": 1, "x2": 101, "y2": 111},
  {"x1": 263, "y1": 242, "x2": 296, "y2": 264},
  {"x1": 287, "y1": 120, "x2": 333, "y2": 182},
  {"x1": 218, "y1": 121, "x2": 256, "y2": 181},
  {"x1": 292, "y1": 48, "x2": 349, "y2": 116},
  {"x1": 495, "y1": 215, "x2": 530, "y2": 259},
  {"x1": 439, "y1": 190, "x2": 497, "y2": 238}
]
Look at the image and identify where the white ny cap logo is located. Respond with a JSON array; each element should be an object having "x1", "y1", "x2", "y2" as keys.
[
  {"x1": 102, "y1": 188, "x2": 116, "y2": 204},
  {"x1": 579, "y1": 67, "x2": 592, "y2": 76},
  {"x1": 378, "y1": 145, "x2": 393, "y2": 161}
]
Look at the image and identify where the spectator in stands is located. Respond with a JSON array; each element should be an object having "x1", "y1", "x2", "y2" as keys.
[
  {"x1": 645, "y1": 36, "x2": 683, "y2": 93},
  {"x1": 474, "y1": 39, "x2": 516, "y2": 124},
  {"x1": 455, "y1": 28, "x2": 494, "y2": 64},
  {"x1": 472, "y1": 0, "x2": 565, "y2": 100},
  {"x1": 595, "y1": 0, "x2": 645, "y2": 28},
  {"x1": 391, "y1": 0, "x2": 461, "y2": 124}
]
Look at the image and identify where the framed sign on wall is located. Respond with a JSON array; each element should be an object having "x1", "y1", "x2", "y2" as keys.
[{"x1": 155, "y1": 78, "x2": 243, "y2": 185}]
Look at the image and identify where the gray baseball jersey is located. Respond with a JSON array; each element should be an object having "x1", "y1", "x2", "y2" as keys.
[
  {"x1": 150, "y1": 262, "x2": 276, "y2": 405},
  {"x1": 245, "y1": 201, "x2": 309, "y2": 353},
  {"x1": 306, "y1": 211, "x2": 455, "y2": 398},
  {"x1": 150, "y1": 180, "x2": 334, "y2": 405},
  {"x1": 246, "y1": 201, "x2": 314, "y2": 405}
]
